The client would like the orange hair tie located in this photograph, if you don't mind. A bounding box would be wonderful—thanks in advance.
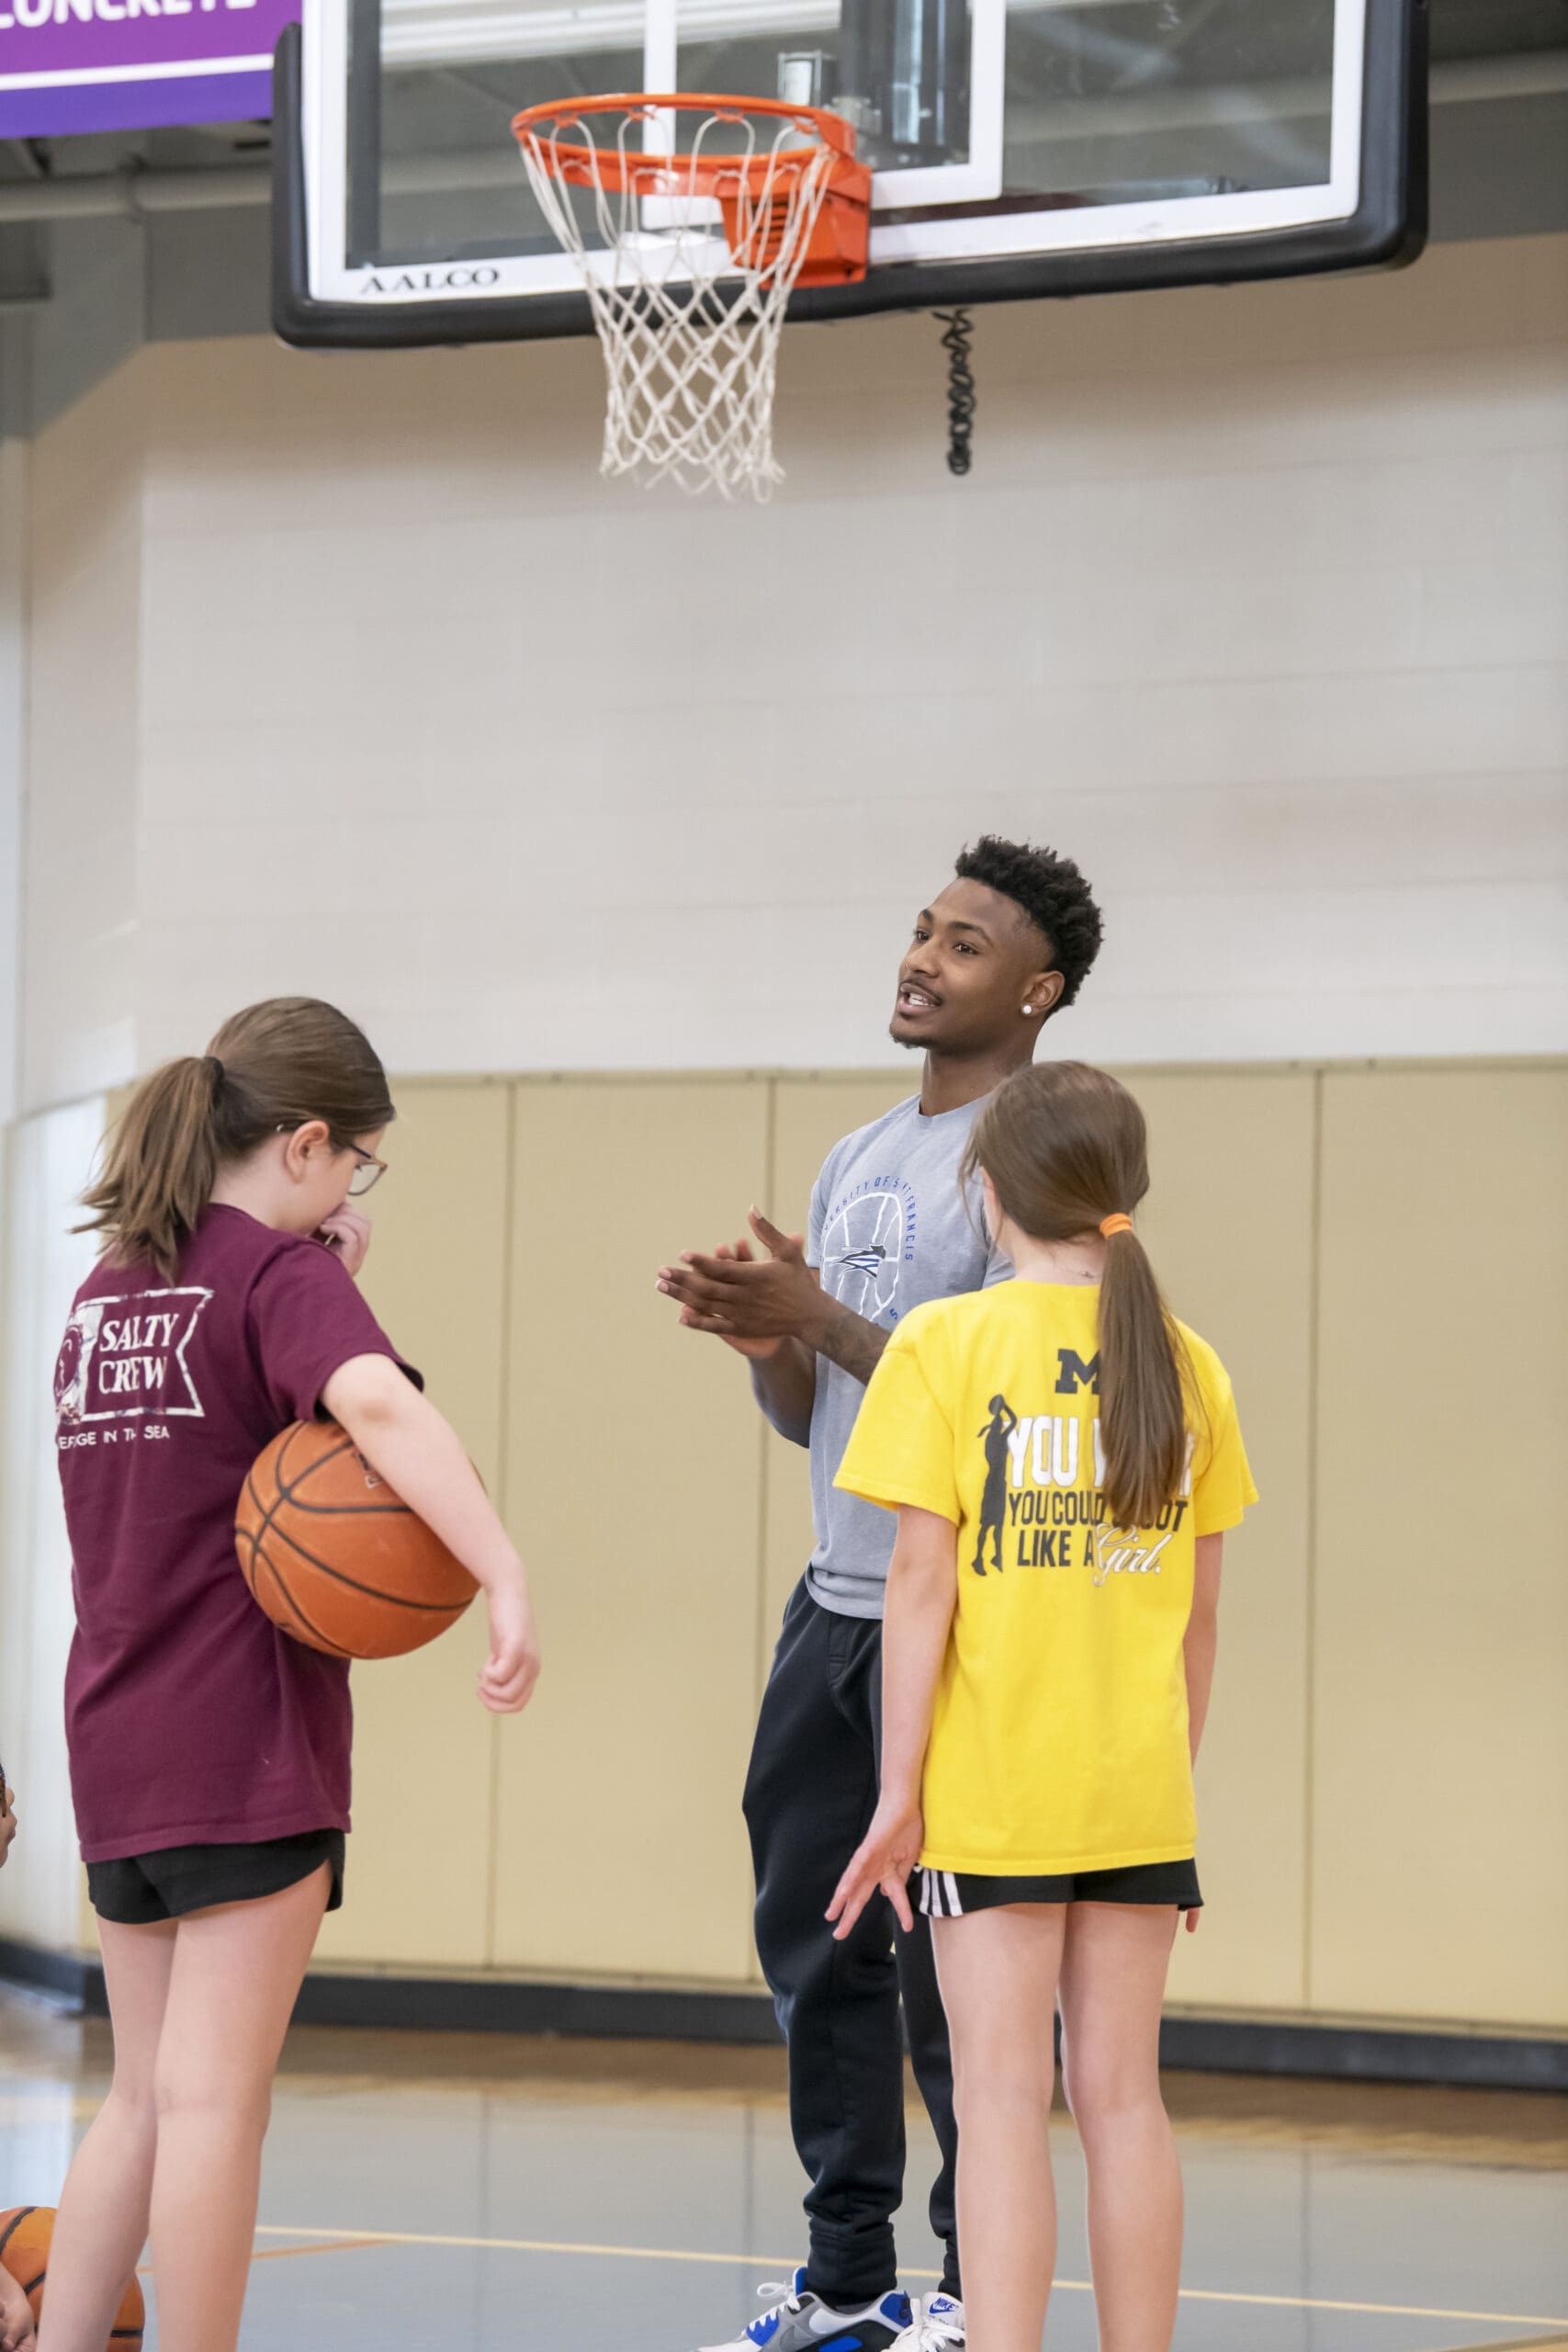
[1100,1214,1134,1238]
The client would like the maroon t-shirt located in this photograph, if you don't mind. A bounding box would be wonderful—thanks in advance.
[55,1204,420,1862]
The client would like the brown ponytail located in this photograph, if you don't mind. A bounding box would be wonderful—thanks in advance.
[963,1061,1193,1531]
[78,997,395,1283]
[1097,1221,1189,1531]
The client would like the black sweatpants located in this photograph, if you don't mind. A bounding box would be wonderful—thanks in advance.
[743,1577,961,2309]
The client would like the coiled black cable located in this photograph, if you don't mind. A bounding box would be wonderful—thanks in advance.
[935,308,976,477]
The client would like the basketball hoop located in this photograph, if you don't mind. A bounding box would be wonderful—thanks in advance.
[512,95,871,501]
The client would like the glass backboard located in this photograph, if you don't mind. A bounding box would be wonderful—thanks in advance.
[273,0,1426,345]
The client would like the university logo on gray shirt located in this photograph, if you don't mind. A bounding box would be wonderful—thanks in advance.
[806,1092,1006,1619]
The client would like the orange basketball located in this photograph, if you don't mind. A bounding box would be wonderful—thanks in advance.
[235,1419,478,1660]
[0,2205,144,2346]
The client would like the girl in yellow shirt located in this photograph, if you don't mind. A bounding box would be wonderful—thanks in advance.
[828,1061,1255,2352]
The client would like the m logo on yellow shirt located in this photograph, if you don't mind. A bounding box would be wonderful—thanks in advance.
[1054,1349,1100,1395]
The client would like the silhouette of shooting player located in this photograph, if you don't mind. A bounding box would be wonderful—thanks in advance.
[974,1395,1017,1574]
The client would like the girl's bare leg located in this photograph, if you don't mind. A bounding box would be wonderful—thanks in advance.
[147,1863,330,2352]
[36,1918,175,2352]
[931,1904,1066,2352]
[1056,1903,1182,2352]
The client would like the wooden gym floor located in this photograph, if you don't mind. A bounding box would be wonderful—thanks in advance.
[2,1989,1564,2350]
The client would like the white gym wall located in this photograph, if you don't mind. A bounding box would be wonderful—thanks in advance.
[10,232,1568,1110]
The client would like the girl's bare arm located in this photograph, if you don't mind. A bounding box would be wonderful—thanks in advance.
[321,1354,539,1713]
[877,1509,962,1808]
[828,1507,958,1938]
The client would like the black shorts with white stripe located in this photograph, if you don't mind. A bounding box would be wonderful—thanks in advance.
[918,1858,1201,1917]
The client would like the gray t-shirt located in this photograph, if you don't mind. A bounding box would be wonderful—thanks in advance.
[805,1092,1006,1619]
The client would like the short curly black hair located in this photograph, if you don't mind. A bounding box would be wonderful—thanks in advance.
[953,836,1103,1011]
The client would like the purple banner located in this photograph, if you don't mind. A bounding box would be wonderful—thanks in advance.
[0,0,299,139]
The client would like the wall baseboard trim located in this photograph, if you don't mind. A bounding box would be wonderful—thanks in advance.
[0,1938,96,2007]
[3,1938,1562,2091]
[1155,2012,1568,2091]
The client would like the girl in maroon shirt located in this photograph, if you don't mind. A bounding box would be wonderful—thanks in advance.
[39,998,540,2352]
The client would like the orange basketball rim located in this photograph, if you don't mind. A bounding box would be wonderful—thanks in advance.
[511,93,872,288]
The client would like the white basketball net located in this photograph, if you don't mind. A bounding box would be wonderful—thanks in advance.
[517,106,840,502]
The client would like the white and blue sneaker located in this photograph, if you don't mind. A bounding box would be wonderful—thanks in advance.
[697,2267,914,2352]
[891,2292,966,2349]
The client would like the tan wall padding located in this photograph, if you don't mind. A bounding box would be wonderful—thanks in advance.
[493,1078,770,1981]
[1310,1066,1568,2027]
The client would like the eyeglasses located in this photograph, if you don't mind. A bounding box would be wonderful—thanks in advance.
[343,1144,389,1198]
[276,1126,389,1197]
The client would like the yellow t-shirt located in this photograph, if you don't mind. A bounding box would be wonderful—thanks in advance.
[835,1280,1257,1876]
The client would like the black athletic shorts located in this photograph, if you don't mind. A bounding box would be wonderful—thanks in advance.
[85,1830,345,1925]
[918,1857,1201,1917]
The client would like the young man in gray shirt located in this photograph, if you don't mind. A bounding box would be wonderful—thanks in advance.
[659,837,1103,2352]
